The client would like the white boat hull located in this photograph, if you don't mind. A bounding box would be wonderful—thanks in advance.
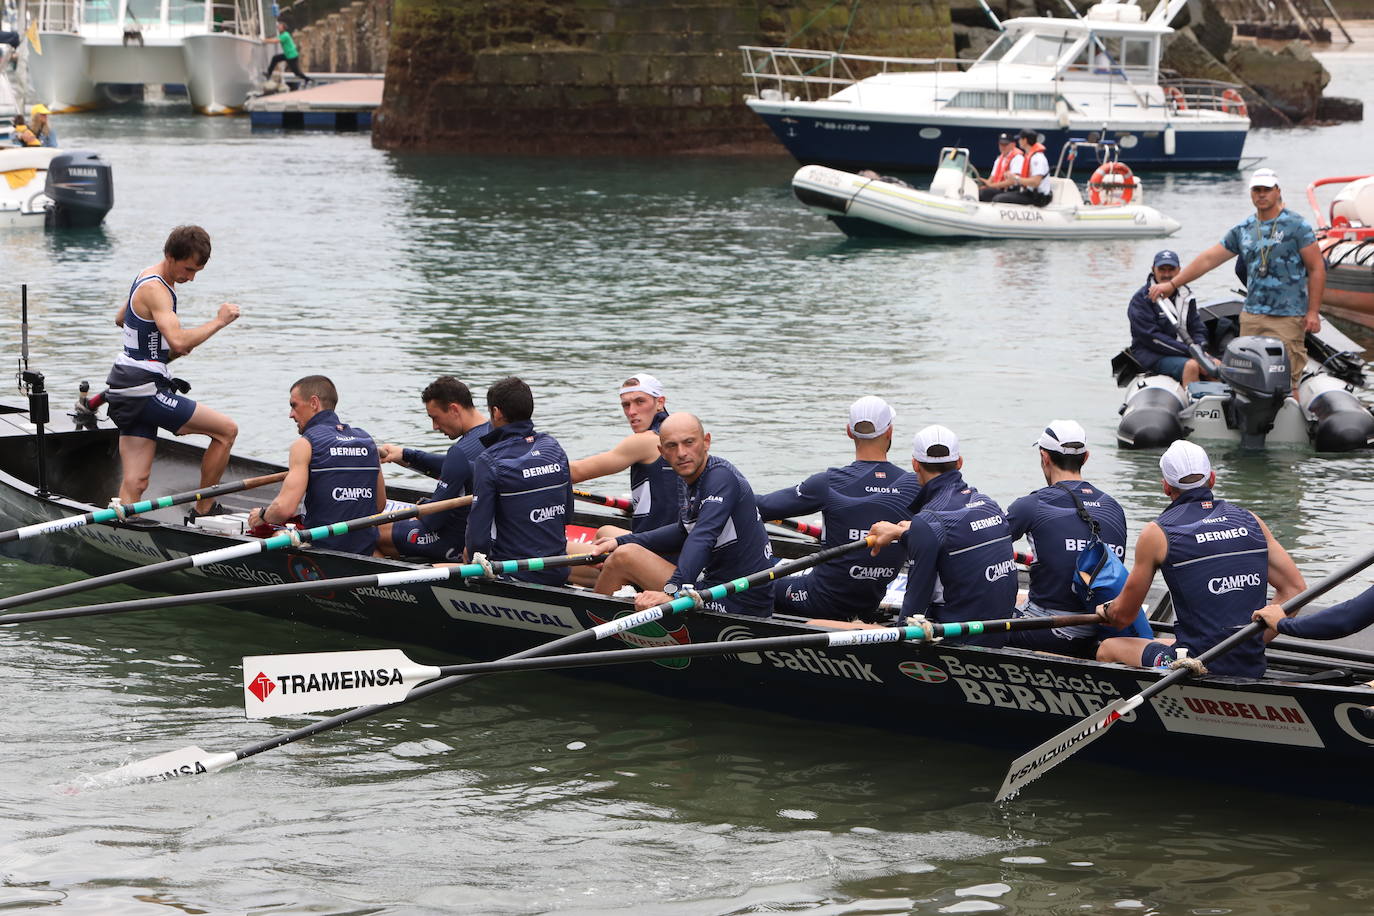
[27,33,100,112]
[183,34,268,115]
[0,148,59,230]
[794,164,1180,240]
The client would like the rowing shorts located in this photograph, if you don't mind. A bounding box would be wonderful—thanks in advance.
[390,518,461,561]
[121,389,197,440]
[1006,603,1098,659]
[1141,641,1179,668]
[775,572,852,621]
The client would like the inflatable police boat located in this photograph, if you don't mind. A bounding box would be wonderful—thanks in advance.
[1113,297,1374,451]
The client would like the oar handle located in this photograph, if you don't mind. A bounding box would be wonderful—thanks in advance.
[767,518,822,539]
[573,489,631,512]
[413,494,474,517]
[1154,297,1218,375]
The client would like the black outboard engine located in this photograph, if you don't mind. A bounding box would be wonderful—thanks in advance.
[1219,336,1290,449]
[44,151,114,228]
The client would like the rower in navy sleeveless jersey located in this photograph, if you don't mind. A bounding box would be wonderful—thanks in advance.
[249,375,385,556]
[1097,441,1305,677]
[755,396,918,620]
[1006,419,1150,658]
[589,413,775,617]
[375,376,491,560]
[464,376,574,586]
[867,426,1016,646]
[103,225,242,522]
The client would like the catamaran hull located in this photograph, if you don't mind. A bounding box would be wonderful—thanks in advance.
[27,33,100,112]
[182,33,266,115]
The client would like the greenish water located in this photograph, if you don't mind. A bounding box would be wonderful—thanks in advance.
[2,47,1374,914]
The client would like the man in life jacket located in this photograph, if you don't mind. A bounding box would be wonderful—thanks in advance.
[976,132,1021,202]
[249,375,386,555]
[1096,440,1305,678]
[754,395,920,621]
[992,129,1052,207]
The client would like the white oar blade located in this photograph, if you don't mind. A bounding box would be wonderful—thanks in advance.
[81,745,237,790]
[242,649,441,719]
[994,698,1130,802]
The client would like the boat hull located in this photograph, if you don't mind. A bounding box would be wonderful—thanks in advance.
[753,106,1247,173]
[1320,238,1374,330]
[182,34,267,115]
[3,414,1374,802]
[27,33,100,112]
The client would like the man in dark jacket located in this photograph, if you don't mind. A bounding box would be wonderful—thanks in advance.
[1128,249,1216,386]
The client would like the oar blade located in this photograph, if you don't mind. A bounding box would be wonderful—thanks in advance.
[83,745,236,789]
[242,649,440,719]
[994,697,1131,803]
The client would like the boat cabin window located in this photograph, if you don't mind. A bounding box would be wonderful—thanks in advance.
[171,0,208,25]
[947,90,1009,110]
[1012,91,1056,111]
[1120,37,1156,79]
[83,0,119,25]
[126,0,165,28]
[1008,31,1078,68]
[976,32,1017,65]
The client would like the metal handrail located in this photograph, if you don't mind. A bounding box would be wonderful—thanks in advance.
[741,45,972,103]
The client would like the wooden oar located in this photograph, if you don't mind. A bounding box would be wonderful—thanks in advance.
[242,612,1101,718]
[0,548,602,626]
[82,536,875,787]
[994,545,1374,802]
[573,488,823,539]
[0,496,472,613]
[0,471,288,545]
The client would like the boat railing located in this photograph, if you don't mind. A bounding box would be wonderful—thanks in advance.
[740,45,972,103]
[30,0,266,38]
[32,0,80,33]
[1159,77,1249,115]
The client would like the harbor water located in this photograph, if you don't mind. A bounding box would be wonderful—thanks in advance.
[3,43,1374,915]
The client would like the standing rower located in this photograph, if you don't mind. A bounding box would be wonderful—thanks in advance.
[755,395,919,620]
[104,225,241,521]
[589,413,775,617]
[375,376,490,560]
[249,375,386,556]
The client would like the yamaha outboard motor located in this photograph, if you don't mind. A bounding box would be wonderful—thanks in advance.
[1218,335,1290,449]
[1300,374,1374,451]
[1117,376,1187,448]
[44,151,114,228]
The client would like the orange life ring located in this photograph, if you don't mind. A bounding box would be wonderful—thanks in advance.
[1089,162,1136,206]
[1165,86,1187,111]
[1221,88,1248,117]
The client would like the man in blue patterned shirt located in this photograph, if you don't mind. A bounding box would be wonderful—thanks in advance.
[1148,168,1326,396]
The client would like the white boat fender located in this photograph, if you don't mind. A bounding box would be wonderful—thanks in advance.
[1163,125,1176,157]
[1300,374,1374,451]
[1055,97,1071,128]
[1117,375,1188,449]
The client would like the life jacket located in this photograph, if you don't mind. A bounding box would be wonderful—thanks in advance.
[989,148,1018,183]
[1019,143,1047,178]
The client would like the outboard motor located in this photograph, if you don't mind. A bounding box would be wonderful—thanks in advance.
[44,151,114,228]
[1117,376,1187,448]
[1218,336,1290,449]
[1300,374,1374,451]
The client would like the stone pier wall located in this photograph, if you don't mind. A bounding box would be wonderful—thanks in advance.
[373,0,953,153]
[295,0,392,73]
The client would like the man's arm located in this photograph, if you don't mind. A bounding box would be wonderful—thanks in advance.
[570,432,659,483]
[755,472,827,522]
[1103,522,1166,628]
[464,459,496,560]
[1256,583,1374,641]
[261,438,311,525]
[666,473,740,588]
[1257,516,1305,605]
[899,521,941,617]
[1299,240,1326,333]
[138,281,239,358]
[374,468,386,512]
[1148,243,1234,300]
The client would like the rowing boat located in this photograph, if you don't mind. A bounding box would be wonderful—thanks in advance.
[3,395,1374,803]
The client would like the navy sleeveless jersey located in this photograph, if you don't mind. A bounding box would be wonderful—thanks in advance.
[301,409,381,555]
[756,460,919,616]
[901,471,1016,646]
[629,411,682,532]
[403,420,491,551]
[620,454,774,616]
[466,420,574,585]
[1007,480,1127,633]
[1157,488,1270,677]
[121,274,176,366]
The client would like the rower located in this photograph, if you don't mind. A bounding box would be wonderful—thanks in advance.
[867,425,1016,646]
[103,225,241,522]
[374,375,490,560]
[464,376,574,585]
[1097,441,1305,677]
[991,129,1051,207]
[754,395,918,621]
[589,412,775,617]
[1005,419,1149,658]
[249,375,386,556]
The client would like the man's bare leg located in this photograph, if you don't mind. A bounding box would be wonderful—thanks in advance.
[594,543,675,596]
[118,436,157,505]
[176,403,239,514]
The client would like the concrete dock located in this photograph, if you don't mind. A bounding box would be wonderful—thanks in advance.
[245,76,383,130]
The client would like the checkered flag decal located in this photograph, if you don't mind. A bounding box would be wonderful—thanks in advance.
[1155,696,1189,719]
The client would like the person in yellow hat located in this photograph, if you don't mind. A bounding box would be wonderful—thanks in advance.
[9,114,41,147]
[29,103,58,148]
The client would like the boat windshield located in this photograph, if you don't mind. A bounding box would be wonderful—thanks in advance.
[1006,30,1079,68]
[975,32,1016,65]
[124,0,163,28]
[82,0,119,25]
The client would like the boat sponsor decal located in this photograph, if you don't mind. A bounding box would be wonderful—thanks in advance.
[1332,703,1374,745]
[433,586,580,635]
[815,120,870,133]
[196,561,286,586]
[1145,684,1323,747]
[565,525,598,545]
[287,554,333,597]
[585,609,691,669]
[717,625,883,683]
[898,660,948,684]
[942,655,1127,719]
[717,625,765,664]
[998,209,1044,222]
[75,525,166,563]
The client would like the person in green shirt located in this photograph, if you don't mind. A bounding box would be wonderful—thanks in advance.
[264,19,310,85]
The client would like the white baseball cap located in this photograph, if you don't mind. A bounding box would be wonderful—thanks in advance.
[1160,440,1212,489]
[1250,168,1279,189]
[848,395,896,439]
[1034,419,1088,455]
[912,424,960,463]
[618,372,665,399]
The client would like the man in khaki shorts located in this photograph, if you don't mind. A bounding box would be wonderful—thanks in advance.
[1149,168,1326,397]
